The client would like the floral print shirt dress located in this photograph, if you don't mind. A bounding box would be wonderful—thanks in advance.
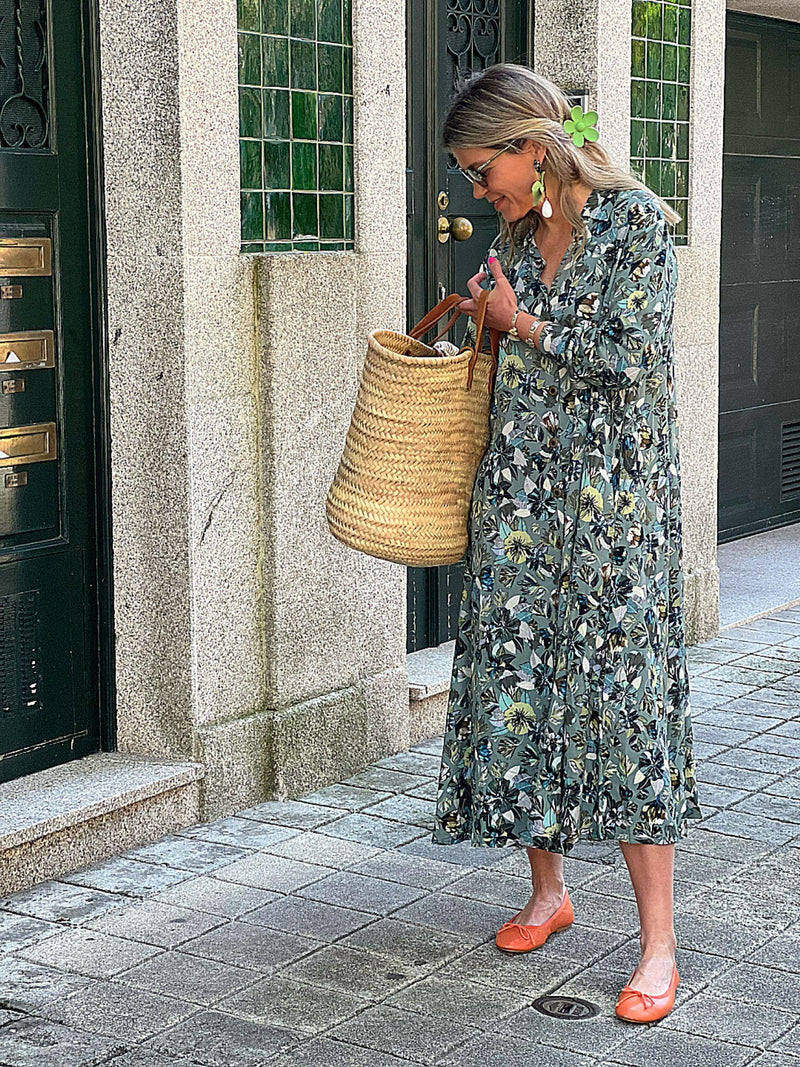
[431,186,704,855]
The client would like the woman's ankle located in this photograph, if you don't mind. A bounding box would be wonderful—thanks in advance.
[532,880,566,900]
[639,934,677,957]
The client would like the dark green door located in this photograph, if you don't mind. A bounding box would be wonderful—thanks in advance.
[403,4,608,650]
[0,1,109,780]
[406,0,533,653]
[719,12,800,540]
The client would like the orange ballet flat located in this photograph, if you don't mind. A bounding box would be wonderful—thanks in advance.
[615,962,680,1022]
[495,889,574,953]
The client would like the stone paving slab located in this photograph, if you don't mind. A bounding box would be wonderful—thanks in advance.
[0,603,799,1066]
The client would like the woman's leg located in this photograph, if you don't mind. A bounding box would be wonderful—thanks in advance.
[618,841,679,994]
[514,846,568,925]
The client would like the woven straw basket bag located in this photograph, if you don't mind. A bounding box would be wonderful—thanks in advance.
[326,288,500,567]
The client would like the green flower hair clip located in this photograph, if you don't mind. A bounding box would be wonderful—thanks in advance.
[564,104,599,147]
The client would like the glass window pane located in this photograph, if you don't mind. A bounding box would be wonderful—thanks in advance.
[677,122,689,160]
[632,0,647,37]
[320,194,344,238]
[631,79,646,117]
[293,192,318,238]
[646,41,662,80]
[263,89,290,139]
[264,140,291,188]
[239,33,261,85]
[291,39,316,90]
[319,94,343,141]
[290,0,316,39]
[646,1,663,39]
[239,0,355,251]
[629,0,690,246]
[318,0,342,42]
[663,43,677,82]
[262,0,287,33]
[662,82,677,121]
[241,140,262,189]
[632,39,646,78]
[241,191,264,241]
[292,141,318,190]
[646,80,660,120]
[239,87,262,138]
[678,6,691,45]
[319,143,344,189]
[663,4,677,41]
[319,44,343,93]
[239,0,261,32]
[678,45,690,83]
[262,36,289,87]
[292,91,317,139]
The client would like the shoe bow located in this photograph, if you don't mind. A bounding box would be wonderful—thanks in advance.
[617,987,657,1008]
[497,920,541,944]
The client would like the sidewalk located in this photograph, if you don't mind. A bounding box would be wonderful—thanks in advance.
[1,607,799,1067]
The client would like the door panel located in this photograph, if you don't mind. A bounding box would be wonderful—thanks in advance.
[0,0,105,781]
[719,13,800,540]
[406,0,533,653]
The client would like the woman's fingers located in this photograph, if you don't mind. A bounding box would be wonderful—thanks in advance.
[466,271,488,301]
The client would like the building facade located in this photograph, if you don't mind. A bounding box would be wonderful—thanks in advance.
[0,0,796,891]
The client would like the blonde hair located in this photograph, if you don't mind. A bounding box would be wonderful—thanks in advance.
[442,63,681,264]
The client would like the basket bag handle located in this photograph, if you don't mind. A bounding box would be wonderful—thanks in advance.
[408,288,501,391]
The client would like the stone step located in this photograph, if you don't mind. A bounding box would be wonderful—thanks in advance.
[0,753,204,895]
[407,638,454,745]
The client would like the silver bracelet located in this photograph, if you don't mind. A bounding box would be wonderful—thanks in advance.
[507,306,523,341]
[509,310,543,346]
[524,317,544,348]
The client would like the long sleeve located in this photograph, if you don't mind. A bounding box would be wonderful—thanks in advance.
[535,194,678,391]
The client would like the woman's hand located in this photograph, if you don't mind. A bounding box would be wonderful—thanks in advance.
[458,256,518,332]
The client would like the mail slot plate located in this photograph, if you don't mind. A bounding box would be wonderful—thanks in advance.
[0,331,55,370]
[0,423,57,466]
[0,238,52,277]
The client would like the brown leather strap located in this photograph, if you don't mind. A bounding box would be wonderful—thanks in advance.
[408,293,465,339]
[409,288,501,393]
[467,289,502,391]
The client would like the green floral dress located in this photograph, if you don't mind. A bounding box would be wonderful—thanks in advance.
[431,186,703,855]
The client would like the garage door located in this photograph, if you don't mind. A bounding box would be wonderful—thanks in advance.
[719,12,800,540]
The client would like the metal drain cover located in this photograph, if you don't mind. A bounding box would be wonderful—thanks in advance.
[531,994,601,1020]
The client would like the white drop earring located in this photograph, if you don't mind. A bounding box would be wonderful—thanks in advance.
[531,158,553,219]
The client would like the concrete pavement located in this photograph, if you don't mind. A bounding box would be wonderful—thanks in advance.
[1,606,799,1066]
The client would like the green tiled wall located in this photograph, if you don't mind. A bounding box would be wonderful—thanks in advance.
[630,0,690,244]
[238,0,355,252]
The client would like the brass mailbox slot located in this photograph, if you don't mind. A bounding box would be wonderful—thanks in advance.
[0,238,52,276]
[0,423,57,466]
[0,330,54,369]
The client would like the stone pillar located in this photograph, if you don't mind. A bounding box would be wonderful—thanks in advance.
[535,0,723,643]
[99,0,410,817]
[253,0,411,798]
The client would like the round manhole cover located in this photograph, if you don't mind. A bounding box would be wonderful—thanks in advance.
[531,994,601,1020]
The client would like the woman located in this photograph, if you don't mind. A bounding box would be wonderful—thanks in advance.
[430,64,703,1024]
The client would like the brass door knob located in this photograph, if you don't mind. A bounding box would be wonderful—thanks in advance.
[437,216,474,243]
[450,216,473,241]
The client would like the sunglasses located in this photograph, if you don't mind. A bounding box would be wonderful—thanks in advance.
[456,141,519,187]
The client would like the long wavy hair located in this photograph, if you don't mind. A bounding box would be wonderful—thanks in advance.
[442,63,681,265]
